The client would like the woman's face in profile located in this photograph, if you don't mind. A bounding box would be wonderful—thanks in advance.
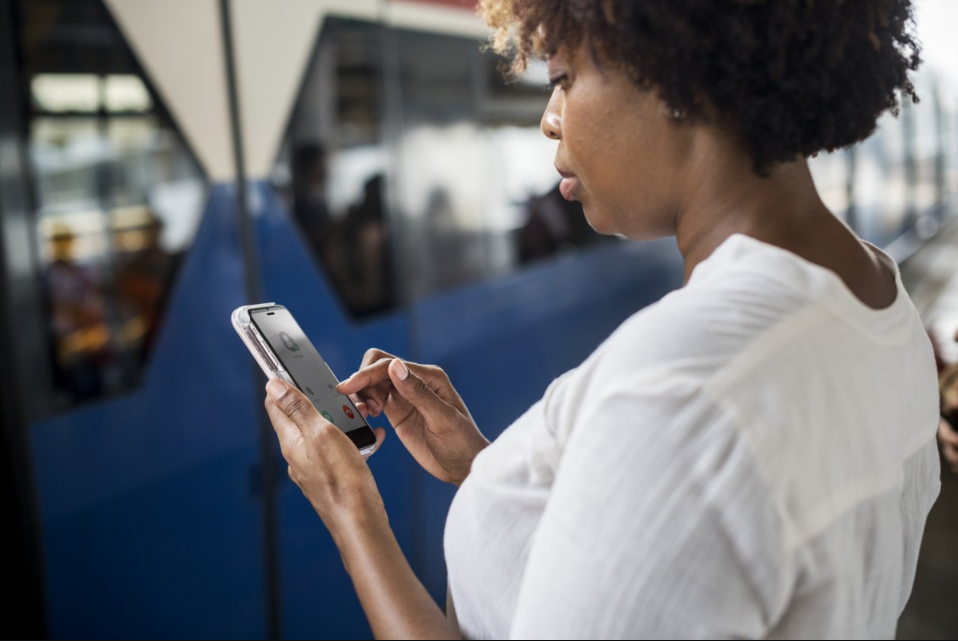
[542,46,695,240]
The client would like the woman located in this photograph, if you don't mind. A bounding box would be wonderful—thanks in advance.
[264,1,941,637]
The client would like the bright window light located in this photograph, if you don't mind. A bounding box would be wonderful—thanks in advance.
[32,74,100,113]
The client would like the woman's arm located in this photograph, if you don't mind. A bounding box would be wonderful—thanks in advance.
[334,509,460,640]
[264,379,461,640]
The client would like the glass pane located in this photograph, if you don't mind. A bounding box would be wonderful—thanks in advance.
[275,19,616,315]
[391,28,611,303]
[18,0,207,407]
[276,19,394,317]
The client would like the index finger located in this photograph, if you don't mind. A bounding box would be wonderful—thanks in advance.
[361,347,399,369]
[338,358,395,395]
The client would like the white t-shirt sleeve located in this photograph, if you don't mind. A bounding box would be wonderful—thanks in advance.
[509,374,788,639]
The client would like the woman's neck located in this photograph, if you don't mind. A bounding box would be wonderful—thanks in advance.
[674,147,835,284]
[672,146,897,309]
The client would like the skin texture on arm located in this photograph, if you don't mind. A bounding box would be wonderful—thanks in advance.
[334,511,459,640]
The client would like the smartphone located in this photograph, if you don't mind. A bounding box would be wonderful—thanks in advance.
[232,303,378,457]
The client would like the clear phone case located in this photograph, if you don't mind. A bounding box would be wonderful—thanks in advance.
[231,303,377,458]
[231,303,289,383]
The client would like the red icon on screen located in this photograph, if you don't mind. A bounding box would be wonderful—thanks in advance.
[343,405,355,420]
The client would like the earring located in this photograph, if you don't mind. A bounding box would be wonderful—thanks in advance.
[671,108,682,121]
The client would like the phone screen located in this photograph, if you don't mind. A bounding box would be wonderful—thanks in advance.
[250,306,375,448]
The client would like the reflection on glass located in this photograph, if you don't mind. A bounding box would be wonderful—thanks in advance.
[19,0,205,407]
[518,184,605,264]
[278,19,394,317]
[391,28,617,303]
[276,19,621,314]
[114,214,179,359]
[43,223,110,401]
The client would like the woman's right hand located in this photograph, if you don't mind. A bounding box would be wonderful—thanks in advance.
[337,349,489,486]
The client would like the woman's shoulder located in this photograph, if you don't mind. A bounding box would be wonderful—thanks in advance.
[592,259,812,380]
[594,232,925,384]
[541,274,789,450]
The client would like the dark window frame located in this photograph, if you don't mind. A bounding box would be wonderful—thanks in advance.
[0,0,50,636]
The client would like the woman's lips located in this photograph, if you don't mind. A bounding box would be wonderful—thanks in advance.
[559,176,579,201]
[556,167,579,201]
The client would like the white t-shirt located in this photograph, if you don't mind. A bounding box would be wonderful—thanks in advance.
[444,233,941,639]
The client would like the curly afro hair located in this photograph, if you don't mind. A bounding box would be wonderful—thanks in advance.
[479,0,921,175]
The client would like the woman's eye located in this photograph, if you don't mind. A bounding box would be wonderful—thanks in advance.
[547,74,569,91]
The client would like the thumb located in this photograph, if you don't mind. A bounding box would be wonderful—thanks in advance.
[388,359,450,420]
[267,379,318,429]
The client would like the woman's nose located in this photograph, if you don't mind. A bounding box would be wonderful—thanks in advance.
[541,91,562,140]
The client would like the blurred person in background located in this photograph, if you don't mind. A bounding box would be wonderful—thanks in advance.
[518,182,605,264]
[290,143,392,316]
[260,1,941,638]
[291,141,333,249]
[338,174,393,316]
[935,327,958,472]
[419,187,471,293]
[43,224,110,402]
[115,215,177,360]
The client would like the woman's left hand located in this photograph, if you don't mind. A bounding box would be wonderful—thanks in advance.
[264,378,388,539]
[265,379,459,639]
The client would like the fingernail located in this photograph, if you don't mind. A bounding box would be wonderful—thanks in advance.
[393,359,409,381]
[367,398,381,414]
[267,378,289,400]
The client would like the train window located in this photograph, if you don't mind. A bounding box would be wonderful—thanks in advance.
[275,19,612,316]
[276,19,394,317]
[390,28,610,303]
[17,0,207,407]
